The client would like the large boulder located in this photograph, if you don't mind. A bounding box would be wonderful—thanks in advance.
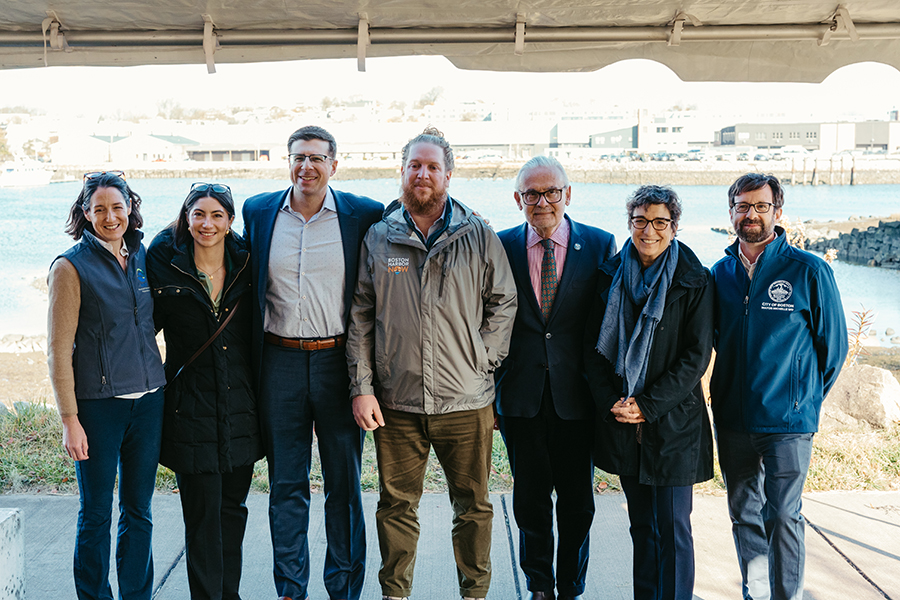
[821,364,900,429]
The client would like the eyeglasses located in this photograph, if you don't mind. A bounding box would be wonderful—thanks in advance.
[191,182,232,194]
[289,153,332,165]
[631,216,673,231]
[732,202,775,214]
[83,170,126,182]
[519,188,566,205]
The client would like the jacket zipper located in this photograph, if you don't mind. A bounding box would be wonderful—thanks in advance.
[172,252,249,321]
[438,251,449,298]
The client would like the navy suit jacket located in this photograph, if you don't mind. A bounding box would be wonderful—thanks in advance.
[241,186,384,384]
[494,216,616,420]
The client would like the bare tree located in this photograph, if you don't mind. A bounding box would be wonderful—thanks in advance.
[0,127,12,161]
[414,87,444,109]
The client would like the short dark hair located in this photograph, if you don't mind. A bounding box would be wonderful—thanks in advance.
[65,172,143,240]
[626,185,682,230]
[287,125,337,158]
[402,126,455,172]
[728,173,784,209]
[172,184,236,247]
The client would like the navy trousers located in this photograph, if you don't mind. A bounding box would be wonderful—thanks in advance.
[498,386,595,597]
[259,343,366,600]
[717,430,814,600]
[619,476,695,600]
[73,389,164,600]
[175,465,254,600]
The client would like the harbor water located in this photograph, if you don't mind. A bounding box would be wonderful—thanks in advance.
[2,177,898,341]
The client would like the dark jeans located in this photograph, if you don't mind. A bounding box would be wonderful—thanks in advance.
[498,391,594,597]
[73,389,164,600]
[374,405,494,599]
[175,465,254,600]
[259,343,366,600]
[619,476,695,600]
[716,430,814,600]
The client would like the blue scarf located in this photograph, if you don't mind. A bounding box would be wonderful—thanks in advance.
[596,239,679,398]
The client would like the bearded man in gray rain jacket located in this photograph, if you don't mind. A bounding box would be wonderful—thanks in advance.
[346,127,517,600]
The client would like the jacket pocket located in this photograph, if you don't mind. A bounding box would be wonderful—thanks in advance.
[98,345,108,388]
[471,327,488,373]
[791,352,801,412]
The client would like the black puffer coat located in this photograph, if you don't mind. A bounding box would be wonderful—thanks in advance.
[147,227,263,474]
[584,242,714,487]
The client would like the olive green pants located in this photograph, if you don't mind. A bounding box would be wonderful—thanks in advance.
[373,405,494,599]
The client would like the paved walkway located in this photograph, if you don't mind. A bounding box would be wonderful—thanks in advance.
[1,491,898,599]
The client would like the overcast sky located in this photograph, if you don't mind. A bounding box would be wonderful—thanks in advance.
[1,56,898,121]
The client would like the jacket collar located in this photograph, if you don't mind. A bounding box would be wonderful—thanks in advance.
[385,196,474,239]
[81,228,144,260]
[724,225,787,262]
[600,240,707,290]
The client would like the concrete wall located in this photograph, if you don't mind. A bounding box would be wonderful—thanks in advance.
[0,509,24,600]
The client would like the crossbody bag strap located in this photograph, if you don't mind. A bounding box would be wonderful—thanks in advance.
[172,297,242,380]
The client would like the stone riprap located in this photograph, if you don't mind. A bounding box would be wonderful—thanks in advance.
[807,219,900,269]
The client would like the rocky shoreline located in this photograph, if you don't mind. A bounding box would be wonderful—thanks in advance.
[806,214,900,270]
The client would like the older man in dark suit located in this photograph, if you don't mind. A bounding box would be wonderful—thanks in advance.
[495,156,616,600]
[242,125,383,600]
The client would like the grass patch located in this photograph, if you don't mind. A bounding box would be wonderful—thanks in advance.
[3,399,898,495]
[0,400,77,494]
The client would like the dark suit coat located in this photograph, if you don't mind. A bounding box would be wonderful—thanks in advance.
[494,215,616,420]
[241,185,384,385]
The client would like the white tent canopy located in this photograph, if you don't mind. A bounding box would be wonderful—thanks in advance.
[1,1,899,82]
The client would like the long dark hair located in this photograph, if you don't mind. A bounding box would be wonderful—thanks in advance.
[65,173,143,240]
[172,184,236,247]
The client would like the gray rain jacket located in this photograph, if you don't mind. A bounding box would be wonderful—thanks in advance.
[347,197,517,414]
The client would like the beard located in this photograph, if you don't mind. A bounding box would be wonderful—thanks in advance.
[736,216,775,244]
[401,182,447,216]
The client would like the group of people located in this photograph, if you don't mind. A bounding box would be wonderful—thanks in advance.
[47,124,848,600]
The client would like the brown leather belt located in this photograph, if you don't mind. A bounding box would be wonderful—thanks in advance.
[264,332,347,351]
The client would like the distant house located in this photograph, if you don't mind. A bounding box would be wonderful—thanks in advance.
[187,142,274,162]
[50,135,122,164]
[111,134,197,162]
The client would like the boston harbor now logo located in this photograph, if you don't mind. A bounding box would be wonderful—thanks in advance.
[387,257,410,274]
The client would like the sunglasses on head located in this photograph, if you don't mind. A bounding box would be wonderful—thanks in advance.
[191,182,232,194]
[83,170,126,182]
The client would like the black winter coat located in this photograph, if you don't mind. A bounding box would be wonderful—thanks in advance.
[147,227,263,474]
[584,242,714,487]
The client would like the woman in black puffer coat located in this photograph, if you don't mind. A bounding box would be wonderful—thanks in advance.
[147,182,263,600]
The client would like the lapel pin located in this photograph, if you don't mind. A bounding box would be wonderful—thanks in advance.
[574,243,582,250]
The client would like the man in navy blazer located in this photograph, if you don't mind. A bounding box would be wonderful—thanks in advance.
[495,156,616,600]
[242,125,383,600]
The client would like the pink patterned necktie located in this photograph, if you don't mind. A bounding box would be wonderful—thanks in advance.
[540,238,558,319]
